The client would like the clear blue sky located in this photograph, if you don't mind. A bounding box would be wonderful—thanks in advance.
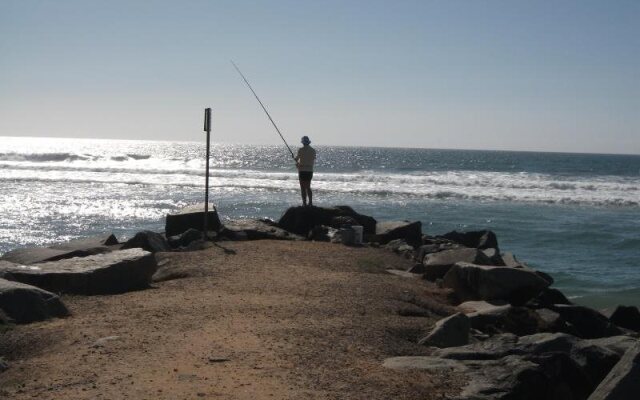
[1,0,638,153]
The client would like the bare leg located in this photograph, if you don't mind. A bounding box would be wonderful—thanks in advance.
[307,183,313,206]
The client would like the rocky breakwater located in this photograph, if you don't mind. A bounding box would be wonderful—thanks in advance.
[373,226,640,399]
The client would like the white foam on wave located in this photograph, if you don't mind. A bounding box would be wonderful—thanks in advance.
[1,163,638,207]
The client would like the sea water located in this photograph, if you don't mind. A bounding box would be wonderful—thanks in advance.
[1,136,638,308]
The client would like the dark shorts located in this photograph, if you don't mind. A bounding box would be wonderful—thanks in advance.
[298,171,313,181]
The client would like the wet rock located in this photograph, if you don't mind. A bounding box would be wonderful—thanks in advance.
[443,262,550,305]
[122,230,170,253]
[441,230,499,252]
[165,204,221,237]
[0,278,69,323]
[0,249,157,295]
[608,305,640,332]
[222,219,304,241]
[278,206,376,236]
[554,305,625,339]
[418,312,470,348]
[372,220,422,247]
[588,342,640,400]
[423,248,492,281]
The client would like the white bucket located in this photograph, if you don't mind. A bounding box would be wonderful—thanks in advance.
[352,225,363,245]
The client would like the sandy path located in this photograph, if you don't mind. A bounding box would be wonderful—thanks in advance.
[1,240,461,399]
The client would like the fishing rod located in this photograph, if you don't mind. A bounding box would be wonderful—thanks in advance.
[231,60,296,160]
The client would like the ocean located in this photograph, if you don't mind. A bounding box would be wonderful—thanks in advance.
[1,136,638,308]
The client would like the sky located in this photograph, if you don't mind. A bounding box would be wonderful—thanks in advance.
[0,0,638,154]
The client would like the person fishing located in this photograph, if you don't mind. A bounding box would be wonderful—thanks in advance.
[295,136,316,207]
[232,61,318,206]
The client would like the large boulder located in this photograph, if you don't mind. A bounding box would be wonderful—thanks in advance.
[440,230,499,252]
[608,306,640,332]
[165,204,221,237]
[418,312,470,348]
[277,206,376,236]
[423,248,493,281]
[526,287,573,309]
[0,249,157,295]
[221,219,304,241]
[443,262,550,305]
[0,234,119,265]
[553,305,625,339]
[371,221,422,247]
[122,230,170,253]
[385,352,591,400]
[588,342,640,400]
[0,278,69,323]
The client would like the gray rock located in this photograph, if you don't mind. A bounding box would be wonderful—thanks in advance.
[171,228,204,248]
[423,248,492,281]
[0,278,69,323]
[609,306,640,332]
[1,234,120,265]
[467,305,543,336]
[480,248,506,266]
[165,204,221,237]
[588,342,640,400]
[223,219,304,241]
[407,263,426,274]
[554,305,625,339]
[526,287,573,309]
[441,230,499,252]
[372,220,422,247]
[384,352,591,400]
[0,249,157,295]
[584,336,639,357]
[443,262,550,305]
[418,312,470,348]
[122,230,170,253]
[385,269,422,279]
[49,234,119,251]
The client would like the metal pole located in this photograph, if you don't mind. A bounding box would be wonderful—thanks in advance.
[203,108,212,239]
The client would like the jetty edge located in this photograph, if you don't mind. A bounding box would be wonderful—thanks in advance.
[0,204,636,399]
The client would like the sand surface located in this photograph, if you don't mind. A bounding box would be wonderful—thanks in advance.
[1,240,461,399]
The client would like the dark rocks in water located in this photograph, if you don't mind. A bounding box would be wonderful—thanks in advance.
[418,312,470,348]
[372,220,422,247]
[222,219,304,241]
[277,206,376,236]
[0,249,157,295]
[0,234,119,265]
[554,305,625,339]
[440,230,499,252]
[122,230,170,253]
[588,342,640,400]
[443,262,550,306]
[527,287,573,309]
[423,248,493,281]
[0,277,69,323]
[165,204,221,237]
[608,305,640,332]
